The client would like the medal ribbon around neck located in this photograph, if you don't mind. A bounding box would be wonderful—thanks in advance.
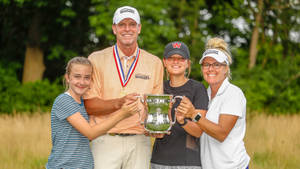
[113,44,140,87]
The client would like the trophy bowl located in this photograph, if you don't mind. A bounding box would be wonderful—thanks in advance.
[139,94,182,133]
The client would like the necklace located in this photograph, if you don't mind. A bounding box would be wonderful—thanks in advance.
[169,78,189,87]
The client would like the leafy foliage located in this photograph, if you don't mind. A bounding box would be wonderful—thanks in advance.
[89,0,177,57]
[0,0,299,114]
[232,45,300,114]
[0,62,63,114]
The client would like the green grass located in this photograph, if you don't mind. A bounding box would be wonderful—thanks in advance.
[1,113,300,169]
[252,151,299,169]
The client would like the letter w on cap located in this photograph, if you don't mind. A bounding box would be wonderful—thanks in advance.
[172,42,181,48]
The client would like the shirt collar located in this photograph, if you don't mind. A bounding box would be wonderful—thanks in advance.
[207,78,230,100]
[117,45,138,60]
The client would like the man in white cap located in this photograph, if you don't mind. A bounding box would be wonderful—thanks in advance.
[84,6,164,169]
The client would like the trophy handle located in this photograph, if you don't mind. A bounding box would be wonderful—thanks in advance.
[136,95,147,125]
[171,109,177,125]
[172,95,183,103]
[170,95,183,125]
[136,95,145,103]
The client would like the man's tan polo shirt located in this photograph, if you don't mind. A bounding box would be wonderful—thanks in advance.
[85,45,164,134]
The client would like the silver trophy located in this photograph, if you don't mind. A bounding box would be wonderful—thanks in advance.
[138,94,182,133]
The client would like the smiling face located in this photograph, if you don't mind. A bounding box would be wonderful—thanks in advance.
[65,64,92,99]
[112,18,141,48]
[201,57,228,88]
[163,54,189,77]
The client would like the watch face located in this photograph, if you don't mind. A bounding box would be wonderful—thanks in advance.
[194,113,201,122]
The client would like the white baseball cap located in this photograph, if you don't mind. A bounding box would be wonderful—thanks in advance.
[199,49,229,65]
[113,6,140,24]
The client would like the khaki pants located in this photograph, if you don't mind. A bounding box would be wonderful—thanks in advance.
[91,134,151,169]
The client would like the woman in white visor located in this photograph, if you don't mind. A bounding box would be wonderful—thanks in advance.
[177,37,250,169]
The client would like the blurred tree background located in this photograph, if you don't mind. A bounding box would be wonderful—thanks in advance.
[0,0,299,114]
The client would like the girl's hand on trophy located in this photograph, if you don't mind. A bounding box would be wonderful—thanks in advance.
[120,100,139,118]
[123,93,139,103]
[176,96,195,118]
[117,93,139,109]
[175,111,185,124]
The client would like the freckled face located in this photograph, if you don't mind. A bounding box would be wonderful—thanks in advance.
[65,64,92,97]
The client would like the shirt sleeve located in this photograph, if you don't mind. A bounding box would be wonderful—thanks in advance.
[84,53,103,100]
[220,88,246,117]
[54,95,80,120]
[152,58,164,95]
[193,82,209,110]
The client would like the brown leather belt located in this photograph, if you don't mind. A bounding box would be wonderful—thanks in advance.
[108,133,137,136]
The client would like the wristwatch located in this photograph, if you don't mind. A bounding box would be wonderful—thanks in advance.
[192,112,202,122]
[178,118,188,127]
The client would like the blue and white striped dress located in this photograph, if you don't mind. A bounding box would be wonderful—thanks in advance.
[46,93,93,169]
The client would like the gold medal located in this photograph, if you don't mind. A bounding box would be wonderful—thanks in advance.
[120,88,127,97]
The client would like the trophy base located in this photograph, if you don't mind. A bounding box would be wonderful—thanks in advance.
[146,130,170,134]
[145,123,171,133]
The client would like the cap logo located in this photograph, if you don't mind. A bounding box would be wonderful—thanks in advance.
[203,49,218,56]
[120,8,135,14]
[172,42,181,49]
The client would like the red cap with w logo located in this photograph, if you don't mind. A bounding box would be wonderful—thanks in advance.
[164,41,190,59]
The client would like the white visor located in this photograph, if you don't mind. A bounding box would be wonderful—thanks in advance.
[113,6,140,24]
[199,49,229,65]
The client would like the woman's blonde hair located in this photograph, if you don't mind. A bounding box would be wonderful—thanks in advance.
[205,37,232,79]
[64,56,93,91]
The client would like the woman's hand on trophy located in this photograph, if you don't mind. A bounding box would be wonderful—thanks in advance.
[176,96,195,118]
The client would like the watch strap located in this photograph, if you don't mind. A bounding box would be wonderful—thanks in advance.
[178,118,188,127]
